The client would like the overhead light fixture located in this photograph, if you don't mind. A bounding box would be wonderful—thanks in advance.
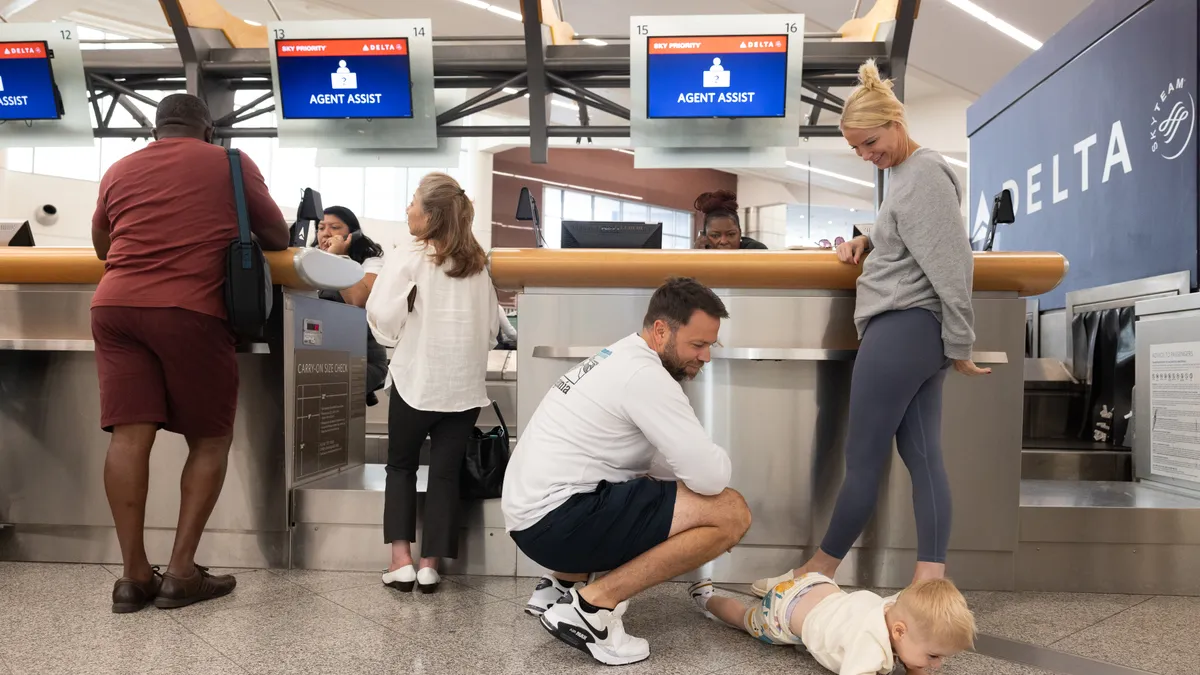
[942,0,1042,50]
[942,155,969,168]
[486,5,523,21]
[580,37,608,46]
[495,170,643,201]
[786,161,875,188]
[453,0,522,21]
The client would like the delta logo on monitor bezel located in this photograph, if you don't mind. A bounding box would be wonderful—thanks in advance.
[1151,76,1195,161]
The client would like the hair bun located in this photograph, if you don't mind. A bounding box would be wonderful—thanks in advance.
[694,189,738,214]
[857,59,894,93]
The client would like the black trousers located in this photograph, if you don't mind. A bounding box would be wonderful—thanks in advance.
[383,387,480,559]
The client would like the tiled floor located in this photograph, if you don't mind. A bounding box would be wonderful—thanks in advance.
[0,562,1192,674]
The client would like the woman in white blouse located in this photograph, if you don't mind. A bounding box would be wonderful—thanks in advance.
[366,172,499,594]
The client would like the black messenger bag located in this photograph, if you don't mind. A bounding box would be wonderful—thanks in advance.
[224,148,273,339]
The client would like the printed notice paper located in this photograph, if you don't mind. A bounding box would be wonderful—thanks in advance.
[1149,342,1200,483]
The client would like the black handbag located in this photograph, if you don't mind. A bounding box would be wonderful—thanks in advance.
[224,148,274,339]
[461,401,510,500]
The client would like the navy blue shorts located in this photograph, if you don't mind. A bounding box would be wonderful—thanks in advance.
[511,478,678,574]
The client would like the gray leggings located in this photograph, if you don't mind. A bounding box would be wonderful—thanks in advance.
[820,308,952,564]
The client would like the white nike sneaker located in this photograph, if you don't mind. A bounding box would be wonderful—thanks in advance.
[751,570,796,598]
[525,575,574,616]
[687,579,717,622]
[540,589,650,666]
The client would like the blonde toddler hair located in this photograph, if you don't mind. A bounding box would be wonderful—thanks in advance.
[892,578,977,652]
[840,59,908,132]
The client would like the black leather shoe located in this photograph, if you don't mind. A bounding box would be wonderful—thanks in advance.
[112,567,163,614]
[154,565,236,609]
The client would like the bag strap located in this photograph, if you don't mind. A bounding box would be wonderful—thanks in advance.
[226,148,253,270]
[491,400,509,436]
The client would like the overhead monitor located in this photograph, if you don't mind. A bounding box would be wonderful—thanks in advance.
[274,37,413,120]
[0,41,63,121]
[561,221,663,249]
[646,35,788,119]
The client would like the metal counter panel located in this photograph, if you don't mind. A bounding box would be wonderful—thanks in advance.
[0,349,287,565]
[0,286,367,569]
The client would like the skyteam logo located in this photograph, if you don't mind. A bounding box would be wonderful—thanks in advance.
[1152,77,1195,161]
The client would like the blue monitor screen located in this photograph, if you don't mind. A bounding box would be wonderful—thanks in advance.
[0,42,61,121]
[646,35,788,119]
[275,38,414,120]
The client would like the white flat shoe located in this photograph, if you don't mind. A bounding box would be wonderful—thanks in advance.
[382,565,416,592]
[416,566,440,594]
[751,570,796,598]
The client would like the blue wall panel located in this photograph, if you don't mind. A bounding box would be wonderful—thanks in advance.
[968,0,1197,309]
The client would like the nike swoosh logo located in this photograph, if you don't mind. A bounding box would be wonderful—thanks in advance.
[574,608,609,640]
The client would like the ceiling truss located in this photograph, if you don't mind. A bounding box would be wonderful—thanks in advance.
[81,0,918,164]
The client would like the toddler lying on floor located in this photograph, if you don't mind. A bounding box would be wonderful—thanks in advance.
[689,574,975,674]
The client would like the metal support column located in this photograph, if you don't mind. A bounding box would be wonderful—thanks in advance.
[159,0,201,97]
[874,0,919,210]
[159,0,235,146]
[521,0,549,163]
[888,0,919,103]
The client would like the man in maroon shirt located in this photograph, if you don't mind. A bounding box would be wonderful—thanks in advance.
[91,94,289,612]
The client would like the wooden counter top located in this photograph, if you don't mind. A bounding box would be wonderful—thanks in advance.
[487,249,1069,297]
[0,248,311,289]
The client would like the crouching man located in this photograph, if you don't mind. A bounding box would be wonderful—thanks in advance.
[501,277,752,666]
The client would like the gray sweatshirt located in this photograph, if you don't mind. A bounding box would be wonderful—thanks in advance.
[854,147,976,360]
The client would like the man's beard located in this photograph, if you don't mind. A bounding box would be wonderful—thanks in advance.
[660,335,699,382]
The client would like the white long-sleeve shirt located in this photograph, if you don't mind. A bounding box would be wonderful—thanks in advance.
[365,236,498,412]
[501,333,732,532]
[801,590,898,675]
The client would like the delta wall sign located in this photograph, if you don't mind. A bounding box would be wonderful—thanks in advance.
[968,0,1197,308]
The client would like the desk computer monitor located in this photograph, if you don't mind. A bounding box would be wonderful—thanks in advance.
[0,220,34,246]
[561,221,662,249]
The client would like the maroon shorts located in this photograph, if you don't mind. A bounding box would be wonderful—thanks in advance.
[91,306,239,437]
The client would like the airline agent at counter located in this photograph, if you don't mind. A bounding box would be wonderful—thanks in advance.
[90,94,290,613]
[310,205,389,402]
[752,60,990,596]
[693,190,768,250]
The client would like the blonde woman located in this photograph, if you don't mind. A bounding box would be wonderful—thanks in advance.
[754,61,990,596]
[366,172,499,594]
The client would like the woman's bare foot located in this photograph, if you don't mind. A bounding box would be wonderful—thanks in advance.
[388,541,414,573]
[793,549,841,579]
[418,556,439,571]
[912,562,946,583]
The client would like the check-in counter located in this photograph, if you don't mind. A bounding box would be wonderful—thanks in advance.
[0,247,366,569]
[489,248,1068,591]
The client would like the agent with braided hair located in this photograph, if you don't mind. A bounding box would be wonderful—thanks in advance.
[693,190,767,250]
